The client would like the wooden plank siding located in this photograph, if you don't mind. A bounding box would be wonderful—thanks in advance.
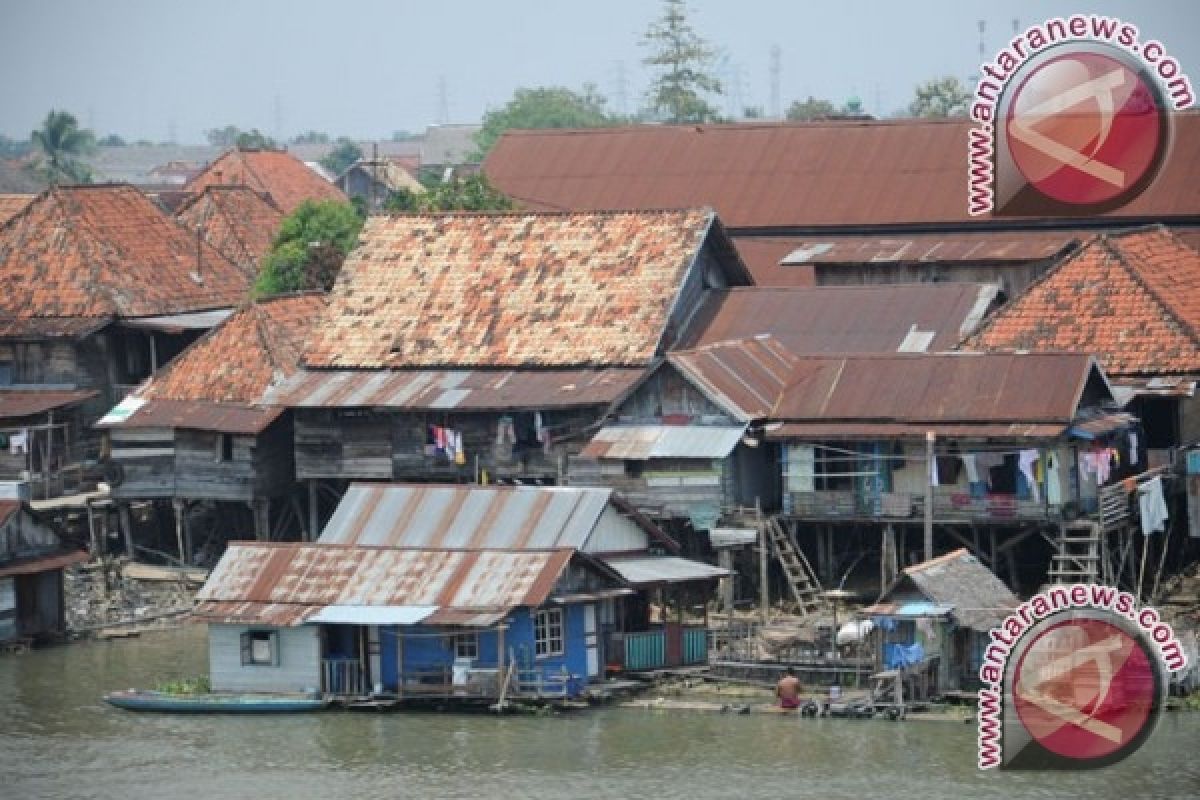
[294,408,601,483]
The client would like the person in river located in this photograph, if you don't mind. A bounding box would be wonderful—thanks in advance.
[776,667,802,710]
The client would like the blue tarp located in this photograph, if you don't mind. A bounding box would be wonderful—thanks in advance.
[884,642,925,670]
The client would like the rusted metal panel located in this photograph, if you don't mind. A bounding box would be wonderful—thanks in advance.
[767,422,1068,440]
[772,353,1096,426]
[317,484,612,551]
[678,284,1000,354]
[264,367,645,410]
[194,542,574,626]
[0,389,98,420]
[0,549,88,578]
[580,425,745,460]
[668,335,799,420]
[97,398,282,435]
[483,117,1200,228]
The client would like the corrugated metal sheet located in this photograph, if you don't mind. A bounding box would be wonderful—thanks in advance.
[669,335,799,421]
[194,542,573,626]
[772,353,1098,426]
[0,389,98,420]
[317,484,615,551]
[264,367,645,410]
[708,528,757,548]
[0,316,110,340]
[120,309,232,332]
[767,422,1067,440]
[677,285,1000,354]
[96,397,282,435]
[600,555,730,585]
[777,232,1078,264]
[483,116,1200,228]
[307,605,438,625]
[581,425,745,460]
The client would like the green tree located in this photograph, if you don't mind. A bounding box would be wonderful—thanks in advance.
[255,200,364,295]
[908,76,971,118]
[97,133,126,147]
[205,125,242,147]
[234,129,277,150]
[384,173,514,213]
[786,96,836,121]
[473,84,617,158]
[291,130,330,145]
[319,137,363,176]
[641,0,723,123]
[30,110,95,184]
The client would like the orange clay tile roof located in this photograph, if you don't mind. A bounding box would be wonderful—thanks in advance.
[0,185,251,330]
[144,292,326,405]
[186,149,347,215]
[175,186,284,279]
[963,226,1200,378]
[304,209,727,369]
[0,194,32,227]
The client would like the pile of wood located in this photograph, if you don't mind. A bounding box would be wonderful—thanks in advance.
[63,559,205,635]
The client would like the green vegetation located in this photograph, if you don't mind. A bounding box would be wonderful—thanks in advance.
[474,85,618,159]
[206,125,278,150]
[155,675,211,695]
[908,76,971,118]
[786,96,837,121]
[31,110,95,184]
[384,173,514,213]
[291,130,330,145]
[255,200,364,295]
[319,137,363,176]
[641,0,723,123]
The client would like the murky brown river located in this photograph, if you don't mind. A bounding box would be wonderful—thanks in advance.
[1,626,1196,799]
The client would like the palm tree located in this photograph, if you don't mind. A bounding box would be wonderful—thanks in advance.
[31,110,95,184]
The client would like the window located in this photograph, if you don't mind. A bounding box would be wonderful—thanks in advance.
[214,433,233,462]
[0,362,12,386]
[240,630,279,666]
[534,608,564,657]
[453,633,478,660]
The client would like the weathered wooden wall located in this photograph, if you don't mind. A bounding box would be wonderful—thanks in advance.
[208,624,321,693]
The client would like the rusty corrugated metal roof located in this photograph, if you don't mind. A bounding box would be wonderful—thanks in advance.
[668,335,799,421]
[317,484,614,550]
[678,285,999,354]
[97,397,282,435]
[580,425,745,460]
[263,367,645,410]
[766,422,1069,440]
[0,549,89,578]
[0,389,98,420]
[771,352,1102,428]
[483,115,1200,228]
[193,542,573,626]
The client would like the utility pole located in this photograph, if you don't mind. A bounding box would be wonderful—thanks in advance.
[924,431,935,562]
[769,45,781,119]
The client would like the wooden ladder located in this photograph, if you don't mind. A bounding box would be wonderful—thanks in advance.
[1047,521,1102,584]
[763,516,827,616]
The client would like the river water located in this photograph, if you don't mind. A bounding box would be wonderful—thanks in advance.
[1,626,1196,800]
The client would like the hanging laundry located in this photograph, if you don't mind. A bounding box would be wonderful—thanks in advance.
[1129,431,1139,465]
[961,454,979,483]
[493,417,515,462]
[454,431,466,466]
[1018,449,1040,502]
[930,452,940,487]
[1138,477,1168,534]
[9,430,27,455]
[534,412,548,443]
[976,452,1004,488]
[1045,453,1063,506]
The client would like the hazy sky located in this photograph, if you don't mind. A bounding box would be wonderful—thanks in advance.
[1,0,1196,143]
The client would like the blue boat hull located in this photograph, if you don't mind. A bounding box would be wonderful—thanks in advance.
[104,690,328,713]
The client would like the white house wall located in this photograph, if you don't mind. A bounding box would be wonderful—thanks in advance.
[208,624,320,693]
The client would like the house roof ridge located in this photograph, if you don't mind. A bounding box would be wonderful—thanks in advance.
[497,118,971,138]
[1105,226,1200,349]
[372,206,714,220]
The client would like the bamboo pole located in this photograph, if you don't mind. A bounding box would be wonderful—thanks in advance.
[924,432,935,562]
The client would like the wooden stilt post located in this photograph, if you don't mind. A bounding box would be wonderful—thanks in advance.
[718,548,734,618]
[756,500,769,625]
[118,503,135,559]
[86,498,99,558]
[924,432,935,562]
[172,498,187,565]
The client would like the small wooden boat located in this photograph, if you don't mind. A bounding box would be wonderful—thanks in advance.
[103,689,329,713]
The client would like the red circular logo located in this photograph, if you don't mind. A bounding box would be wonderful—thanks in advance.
[1012,617,1158,762]
[1005,48,1168,209]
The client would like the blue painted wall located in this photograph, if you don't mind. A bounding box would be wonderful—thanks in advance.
[379,603,590,697]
